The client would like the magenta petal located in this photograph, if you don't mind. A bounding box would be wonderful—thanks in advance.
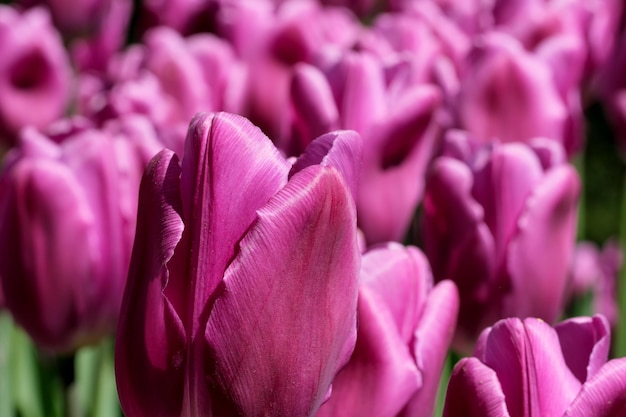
[0,158,94,351]
[177,112,290,335]
[555,315,611,383]
[290,129,363,206]
[290,63,340,153]
[360,244,431,343]
[331,52,386,133]
[316,256,423,417]
[505,165,580,321]
[482,318,581,417]
[115,149,188,417]
[403,280,459,417]
[443,358,510,417]
[565,358,626,417]
[204,165,359,417]
[472,143,544,264]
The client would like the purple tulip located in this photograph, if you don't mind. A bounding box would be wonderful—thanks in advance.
[70,0,132,72]
[0,117,162,353]
[212,0,360,140]
[443,315,626,417]
[290,52,441,245]
[78,27,246,155]
[0,6,72,144]
[454,33,574,153]
[423,133,580,351]
[315,243,459,417]
[115,112,362,417]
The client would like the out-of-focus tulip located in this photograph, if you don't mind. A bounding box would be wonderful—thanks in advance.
[0,6,72,145]
[115,112,363,417]
[316,243,458,417]
[0,116,162,353]
[78,27,246,155]
[212,0,360,140]
[423,133,580,351]
[290,52,441,245]
[70,0,132,72]
[570,241,622,327]
[454,33,576,154]
[443,315,626,417]
[19,0,127,38]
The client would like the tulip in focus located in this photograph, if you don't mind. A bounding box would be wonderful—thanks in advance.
[0,116,162,353]
[444,315,626,417]
[423,133,580,350]
[0,6,72,144]
[115,112,363,417]
[316,243,459,417]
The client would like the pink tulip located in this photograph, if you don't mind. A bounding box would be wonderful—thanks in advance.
[316,243,459,417]
[0,116,162,352]
[115,112,363,417]
[290,51,441,245]
[423,133,580,350]
[0,6,72,144]
[444,315,626,417]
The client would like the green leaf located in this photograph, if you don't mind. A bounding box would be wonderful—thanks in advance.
[0,313,14,417]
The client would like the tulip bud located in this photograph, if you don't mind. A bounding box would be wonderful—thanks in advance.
[423,133,580,350]
[444,315,626,417]
[115,112,363,417]
[0,118,161,352]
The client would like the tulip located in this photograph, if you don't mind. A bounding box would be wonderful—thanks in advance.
[212,0,359,140]
[443,315,626,417]
[115,112,363,417]
[0,6,72,144]
[70,0,132,72]
[423,133,580,350]
[0,117,162,353]
[454,33,572,153]
[78,27,246,155]
[290,52,441,245]
[316,243,459,417]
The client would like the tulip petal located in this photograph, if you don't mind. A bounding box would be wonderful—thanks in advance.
[289,129,363,203]
[204,165,359,417]
[442,358,510,417]
[330,52,386,133]
[482,318,581,417]
[289,63,340,154]
[115,149,188,417]
[472,143,544,264]
[0,158,95,351]
[358,85,440,243]
[404,280,460,417]
[564,358,626,417]
[316,258,422,417]
[555,315,611,383]
[505,165,580,321]
[423,157,496,347]
[175,112,290,336]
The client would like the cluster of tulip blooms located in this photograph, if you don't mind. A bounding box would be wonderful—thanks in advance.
[0,0,626,416]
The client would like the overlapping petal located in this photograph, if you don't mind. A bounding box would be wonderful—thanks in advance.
[204,165,359,417]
